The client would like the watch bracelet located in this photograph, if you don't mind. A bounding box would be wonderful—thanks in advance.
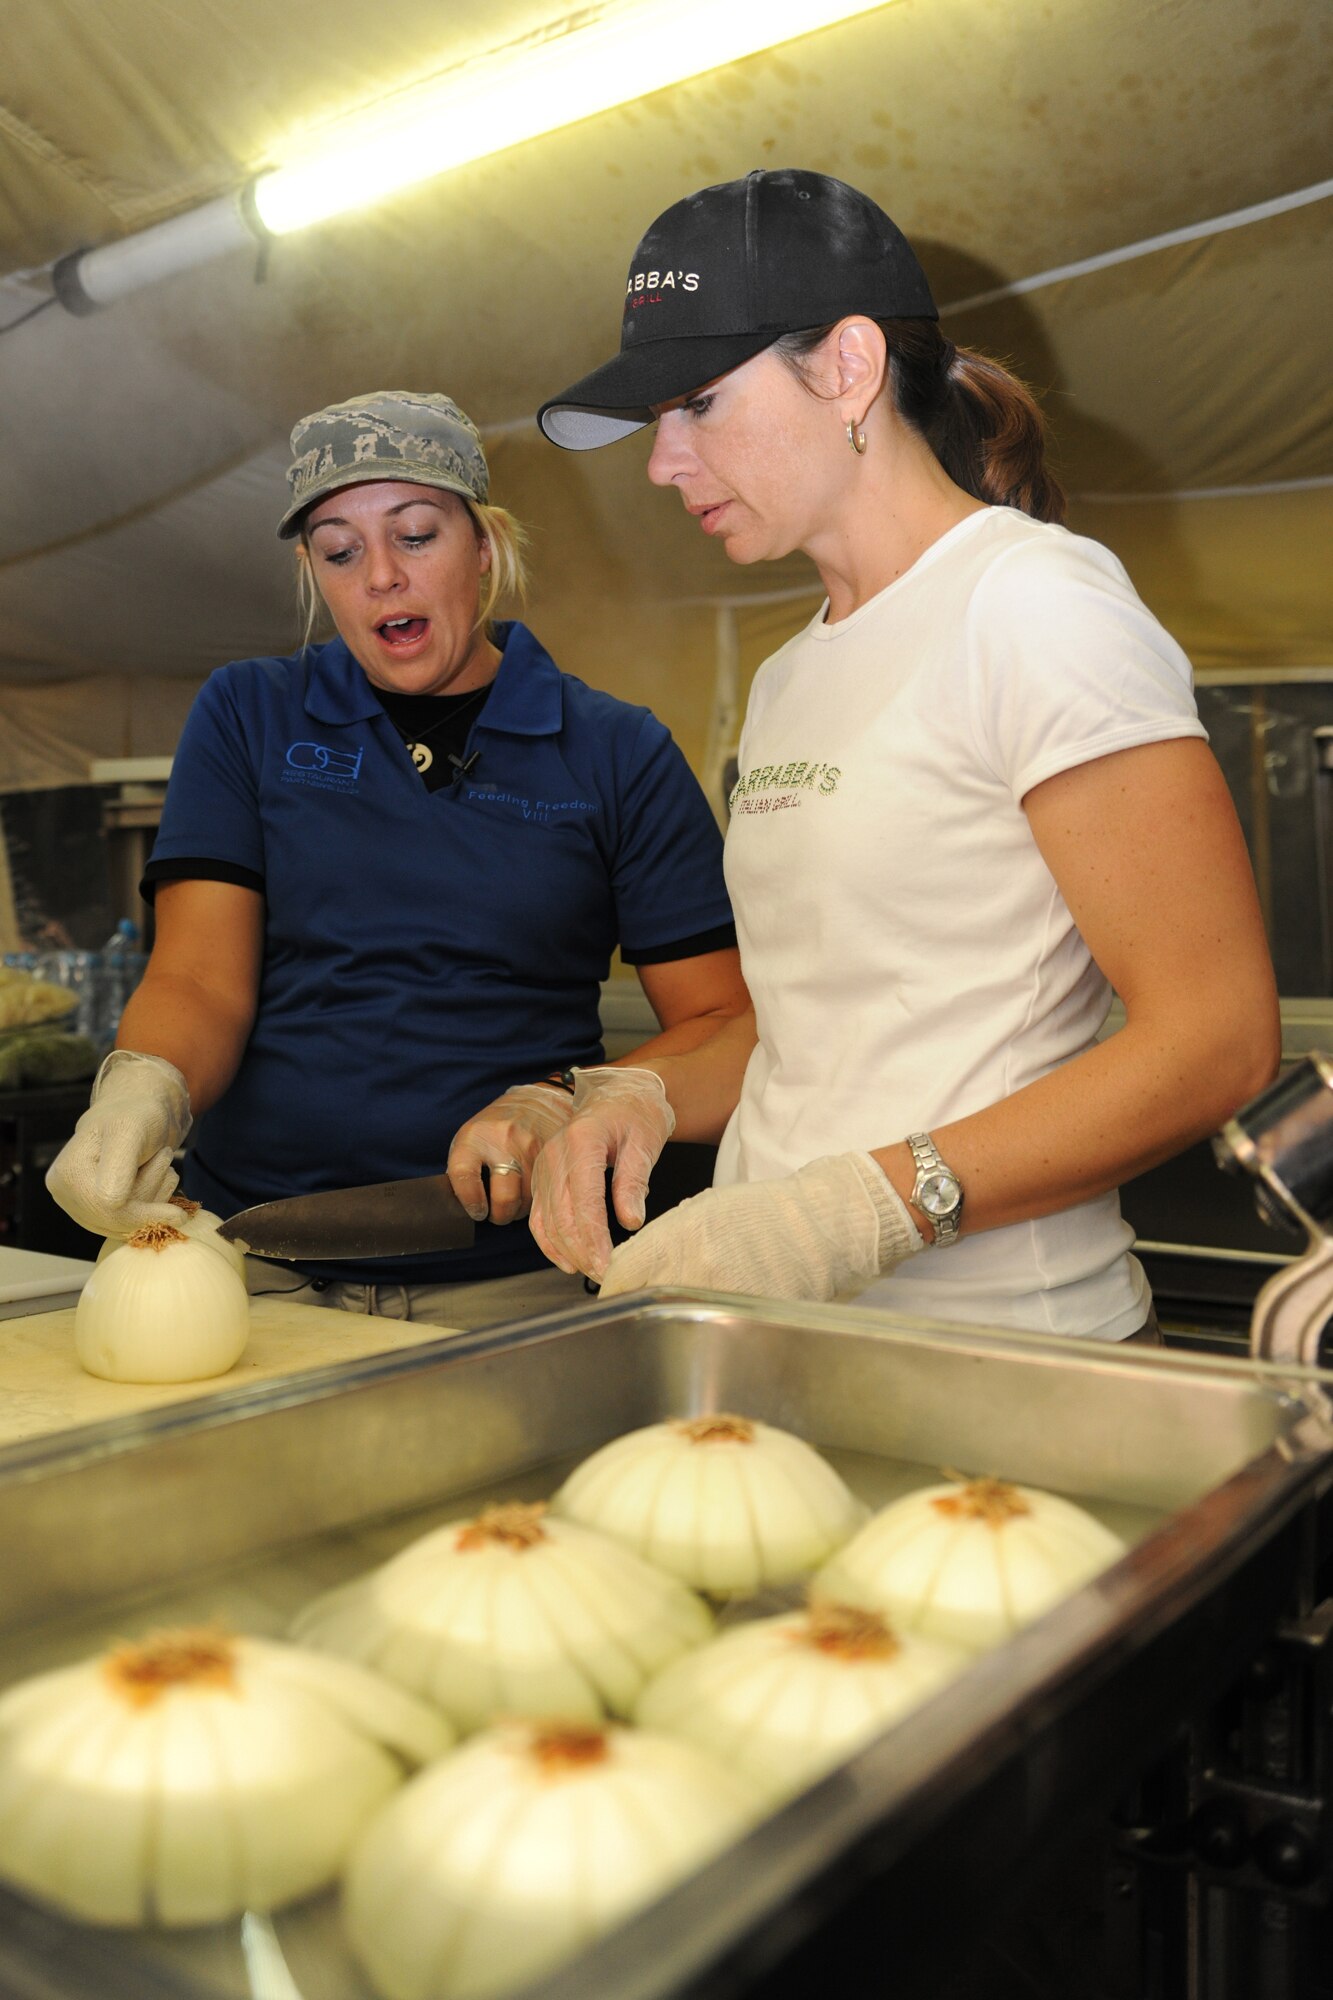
[905,1129,963,1244]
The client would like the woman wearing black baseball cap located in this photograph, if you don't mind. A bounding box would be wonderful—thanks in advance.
[529,170,1278,1344]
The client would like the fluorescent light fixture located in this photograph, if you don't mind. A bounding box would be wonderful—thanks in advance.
[253,0,895,234]
[53,193,260,313]
[51,0,895,312]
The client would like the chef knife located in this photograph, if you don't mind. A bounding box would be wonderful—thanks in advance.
[216,1174,475,1260]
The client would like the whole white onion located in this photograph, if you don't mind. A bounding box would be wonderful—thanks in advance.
[293,1501,711,1733]
[0,1627,452,1927]
[77,1221,250,1383]
[344,1719,760,2000]
[816,1475,1128,1650]
[552,1413,865,1595]
[635,1600,967,1798]
[98,1196,247,1280]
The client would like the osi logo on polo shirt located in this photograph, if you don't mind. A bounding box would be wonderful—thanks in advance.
[283,741,364,791]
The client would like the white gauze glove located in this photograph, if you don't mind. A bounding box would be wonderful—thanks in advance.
[446,1083,576,1225]
[44,1050,192,1239]
[529,1067,676,1280]
[598,1152,924,1302]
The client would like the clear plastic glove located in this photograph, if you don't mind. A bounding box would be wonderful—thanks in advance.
[598,1152,924,1302]
[529,1067,676,1280]
[44,1050,192,1240]
[446,1084,576,1226]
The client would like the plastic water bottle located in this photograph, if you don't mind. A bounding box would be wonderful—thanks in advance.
[101,919,145,1044]
[62,951,101,1039]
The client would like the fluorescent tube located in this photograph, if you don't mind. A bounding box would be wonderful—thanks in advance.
[253,0,894,236]
[51,0,896,313]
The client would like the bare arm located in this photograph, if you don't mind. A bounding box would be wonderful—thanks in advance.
[116,880,264,1115]
[870,738,1280,1238]
[627,1005,758,1144]
[624,946,749,1062]
[612,948,753,1141]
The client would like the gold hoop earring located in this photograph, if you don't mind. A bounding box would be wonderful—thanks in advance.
[847,422,867,456]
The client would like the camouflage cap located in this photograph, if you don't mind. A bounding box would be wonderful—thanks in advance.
[277,390,490,539]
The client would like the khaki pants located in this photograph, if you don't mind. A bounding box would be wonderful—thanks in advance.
[244,1258,591,1333]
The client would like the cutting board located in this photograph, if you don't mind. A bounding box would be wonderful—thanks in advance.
[0,1294,455,1452]
[0,1247,96,1320]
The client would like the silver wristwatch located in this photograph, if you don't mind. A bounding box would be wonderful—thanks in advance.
[906,1132,964,1247]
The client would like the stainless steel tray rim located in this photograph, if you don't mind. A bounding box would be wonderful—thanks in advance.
[3,1284,1324,1492]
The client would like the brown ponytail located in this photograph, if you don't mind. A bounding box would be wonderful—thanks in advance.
[774,318,1066,524]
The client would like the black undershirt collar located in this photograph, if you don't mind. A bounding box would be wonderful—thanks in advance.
[374,684,489,793]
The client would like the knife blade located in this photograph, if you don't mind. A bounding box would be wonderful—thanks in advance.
[216,1174,475,1260]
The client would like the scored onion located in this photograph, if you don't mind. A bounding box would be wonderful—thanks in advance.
[293,1501,712,1733]
[0,1626,452,1927]
[76,1220,250,1383]
[343,1719,761,2000]
[815,1474,1128,1650]
[551,1413,865,1595]
[634,1600,967,1799]
[98,1195,247,1280]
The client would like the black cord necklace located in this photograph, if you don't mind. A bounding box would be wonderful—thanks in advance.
[387,682,491,777]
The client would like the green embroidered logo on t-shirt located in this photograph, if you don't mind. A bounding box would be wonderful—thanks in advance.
[728,760,840,815]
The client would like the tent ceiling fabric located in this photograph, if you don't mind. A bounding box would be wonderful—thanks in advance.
[1,0,1326,288]
[0,0,1330,786]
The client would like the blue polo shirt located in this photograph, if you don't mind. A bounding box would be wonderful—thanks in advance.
[145,623,734,1283]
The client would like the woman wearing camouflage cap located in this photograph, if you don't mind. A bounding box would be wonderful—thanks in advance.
[524,169,1277,1343]
[46,390,747,1321]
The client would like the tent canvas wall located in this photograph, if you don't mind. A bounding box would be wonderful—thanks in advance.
[0,0,1329,961]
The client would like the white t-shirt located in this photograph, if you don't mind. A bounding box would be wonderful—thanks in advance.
[715,507,1208,1339]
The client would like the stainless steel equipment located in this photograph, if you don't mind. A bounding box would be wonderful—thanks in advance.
[1216,1052,1333,1368]
[1091,1053,1333,2000]
[1,1292,1331,2000]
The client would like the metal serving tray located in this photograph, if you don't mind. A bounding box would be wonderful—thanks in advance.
[1,1290,1331,2000]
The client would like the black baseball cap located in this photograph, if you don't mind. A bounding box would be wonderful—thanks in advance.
[538,168,937,452]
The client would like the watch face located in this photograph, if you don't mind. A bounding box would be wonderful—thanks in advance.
[918,1170,961,1218]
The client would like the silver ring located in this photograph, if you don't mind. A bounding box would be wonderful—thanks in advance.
[489,1160,524,1176]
